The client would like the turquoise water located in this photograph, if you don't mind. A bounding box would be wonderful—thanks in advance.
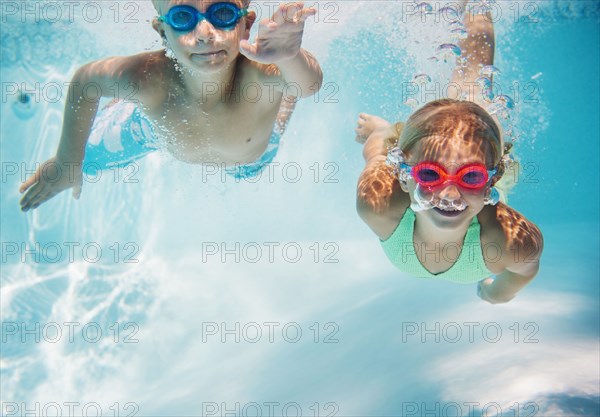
[1,1,599,416]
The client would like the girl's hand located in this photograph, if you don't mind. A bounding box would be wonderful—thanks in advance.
[239,2,315,64]
[19,157,82,211]
[477,277,494,303]
[477,277,515,304]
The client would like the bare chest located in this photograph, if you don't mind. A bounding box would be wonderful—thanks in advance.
[146,95,280,165]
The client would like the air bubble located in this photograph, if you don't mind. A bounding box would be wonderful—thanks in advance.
[480,65,501,77]
[404,98,419,109]
[450,28,468,39]
[470,0,497,14]
[495,94,515,109]
[449,21,465,30]
[476,77,494,100]
[439,6,460,21]
[476,76,492,88]
[415,2,433,13]
[436,43,461,57]
[413,74,431,84]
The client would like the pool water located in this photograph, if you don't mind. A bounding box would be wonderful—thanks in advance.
[1,1,599,416]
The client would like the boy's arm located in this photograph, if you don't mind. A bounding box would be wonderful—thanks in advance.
[240,2,323,98]
[450,3,495,105]
[273,49,322,98]
[19,55,147,211]
[56,55,150,163]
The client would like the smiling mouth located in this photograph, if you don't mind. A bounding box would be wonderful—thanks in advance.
[433,207,466,217]
[192,50,225,57]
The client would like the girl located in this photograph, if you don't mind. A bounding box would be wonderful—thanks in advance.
[355,4,543,304]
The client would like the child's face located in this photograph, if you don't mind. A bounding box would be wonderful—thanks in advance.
[155,0,252,73]
[402,134,495,228]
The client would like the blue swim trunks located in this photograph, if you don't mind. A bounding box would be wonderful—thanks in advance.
[84,101,162,175]
[222,126,282,180]
[84,100,286,179]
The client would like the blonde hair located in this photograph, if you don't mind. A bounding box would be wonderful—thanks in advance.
[360,99,517,212]
[397,99,516,202]
[399,99,502,165]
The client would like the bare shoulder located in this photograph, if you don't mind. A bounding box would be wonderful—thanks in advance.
[114,51,175,108]
[356,157,410,240]
[81,51,158,81]
[240,57,282,83]
[119,51,175,89]
[78,51,172,105]
[479,203,544,267]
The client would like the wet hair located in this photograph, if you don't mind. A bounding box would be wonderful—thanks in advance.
[359,99,515,213]
[395,99,517,192]
[398,99,503,167]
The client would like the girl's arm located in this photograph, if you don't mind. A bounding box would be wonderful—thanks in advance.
[358,120,403,164]
[356,120,407,239]
[479,207,544,303]
[450,3,495,105]
[479,243,543,304]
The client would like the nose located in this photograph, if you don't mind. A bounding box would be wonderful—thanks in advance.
[193,19,216,43]
[437,183,462,201]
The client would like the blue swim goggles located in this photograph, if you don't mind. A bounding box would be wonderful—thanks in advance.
[158,3,248,32]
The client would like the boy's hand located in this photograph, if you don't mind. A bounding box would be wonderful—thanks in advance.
[19,157,82,212]
[239,2,315,64]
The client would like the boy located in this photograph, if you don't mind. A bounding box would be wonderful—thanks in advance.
[20,0,322,211]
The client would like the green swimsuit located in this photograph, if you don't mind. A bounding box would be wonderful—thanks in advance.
[380,207,493,284]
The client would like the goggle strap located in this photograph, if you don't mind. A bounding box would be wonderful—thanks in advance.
[387,146,411,181]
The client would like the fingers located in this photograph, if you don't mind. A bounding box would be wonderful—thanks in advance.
[355,134,367,145]
[19,177,79,211]
[19,171,40,194]
[29,191,52,211]
[295,6,316,23]
[239,39,258,59]
[354,128,367,144]
[21,187,66,211]
[354,114,368,143]
[72,184,82,200]
[19,159,83,211]
[271,3,315,26]
[19,182,44,211]
[476,277,495,302]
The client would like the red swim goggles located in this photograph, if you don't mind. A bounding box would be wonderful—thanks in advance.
[400,161,496,190]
